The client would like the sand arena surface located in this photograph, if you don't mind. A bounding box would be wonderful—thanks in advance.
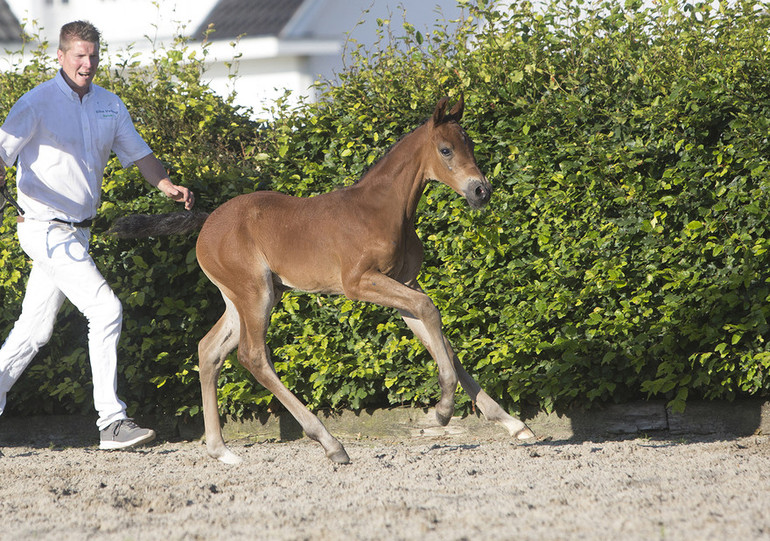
[1,412,770,540]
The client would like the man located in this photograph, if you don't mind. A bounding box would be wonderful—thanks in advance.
[0,21,194,449]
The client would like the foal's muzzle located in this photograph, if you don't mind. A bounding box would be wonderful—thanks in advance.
[465,179,492,209]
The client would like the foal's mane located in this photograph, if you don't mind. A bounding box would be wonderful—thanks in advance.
[353,116,432,185]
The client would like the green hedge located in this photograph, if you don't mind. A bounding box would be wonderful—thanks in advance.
[3,0,770,423]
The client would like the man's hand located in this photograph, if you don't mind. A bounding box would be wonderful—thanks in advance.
[158,179,195,210]
[135,153,195,210]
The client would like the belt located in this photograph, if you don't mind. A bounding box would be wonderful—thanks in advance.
[17,215,93,228]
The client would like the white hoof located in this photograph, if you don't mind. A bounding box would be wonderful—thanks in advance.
[501,418,536,440]
[216,448,243,465]
[514,426,536,440]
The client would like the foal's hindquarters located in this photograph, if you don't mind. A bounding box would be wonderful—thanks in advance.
[195,196,354,465]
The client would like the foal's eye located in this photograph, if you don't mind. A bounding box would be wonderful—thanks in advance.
[440,147,452,157]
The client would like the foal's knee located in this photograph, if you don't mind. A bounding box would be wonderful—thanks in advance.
[414,296,443,328]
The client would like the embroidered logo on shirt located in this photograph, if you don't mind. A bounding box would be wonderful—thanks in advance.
[96,108,119,119]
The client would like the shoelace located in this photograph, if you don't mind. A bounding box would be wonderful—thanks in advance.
[110,419,139,436]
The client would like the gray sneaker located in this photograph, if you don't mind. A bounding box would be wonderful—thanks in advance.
[99,419,156,450]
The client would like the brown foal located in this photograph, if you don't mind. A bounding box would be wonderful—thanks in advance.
[112,96,534,464]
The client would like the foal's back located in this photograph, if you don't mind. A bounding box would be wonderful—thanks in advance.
[196,186,387,296]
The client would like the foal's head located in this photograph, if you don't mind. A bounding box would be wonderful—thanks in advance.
[425,96,491,209]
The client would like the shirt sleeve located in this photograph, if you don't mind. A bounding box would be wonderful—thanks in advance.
[111,97,153,168]
[0,97,37,166]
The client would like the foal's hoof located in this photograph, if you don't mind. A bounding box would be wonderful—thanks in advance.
[435,402,454,426]
[515,426,536,440]
[327,447,351,464]
[500,418,536,440]
[216,448,243,465]
[435,410,452,426]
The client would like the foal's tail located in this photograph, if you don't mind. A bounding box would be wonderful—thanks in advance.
[108,211,210,238]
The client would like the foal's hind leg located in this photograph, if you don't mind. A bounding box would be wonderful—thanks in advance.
[399,310,535,440]
[198,296,242,464]
[236,275,350,464]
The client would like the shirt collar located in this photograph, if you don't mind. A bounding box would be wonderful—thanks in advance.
[55,70,92,101]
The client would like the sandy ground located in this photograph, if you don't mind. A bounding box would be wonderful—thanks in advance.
[1,414,770,541]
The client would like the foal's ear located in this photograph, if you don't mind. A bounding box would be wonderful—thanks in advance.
[432,97,450,124]
[432,95,464,125]
[447,94,464,121]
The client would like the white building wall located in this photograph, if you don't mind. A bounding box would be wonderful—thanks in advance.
[203,52,316,117]
[5,0,213,45]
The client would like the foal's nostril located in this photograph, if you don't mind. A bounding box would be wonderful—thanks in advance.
[465,180,492,208]
[474,184,490,202]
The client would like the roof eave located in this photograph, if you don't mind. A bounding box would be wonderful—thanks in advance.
[204,35,342,60]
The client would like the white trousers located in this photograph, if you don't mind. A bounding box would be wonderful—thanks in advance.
[0,219,127,430]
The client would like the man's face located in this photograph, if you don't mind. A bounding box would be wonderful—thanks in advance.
[57,40,99,96]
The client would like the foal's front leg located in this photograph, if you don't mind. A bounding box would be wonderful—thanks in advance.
[399,310,535,440]
[345,271,459,425]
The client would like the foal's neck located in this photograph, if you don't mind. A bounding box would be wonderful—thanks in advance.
[355,124,430,223]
